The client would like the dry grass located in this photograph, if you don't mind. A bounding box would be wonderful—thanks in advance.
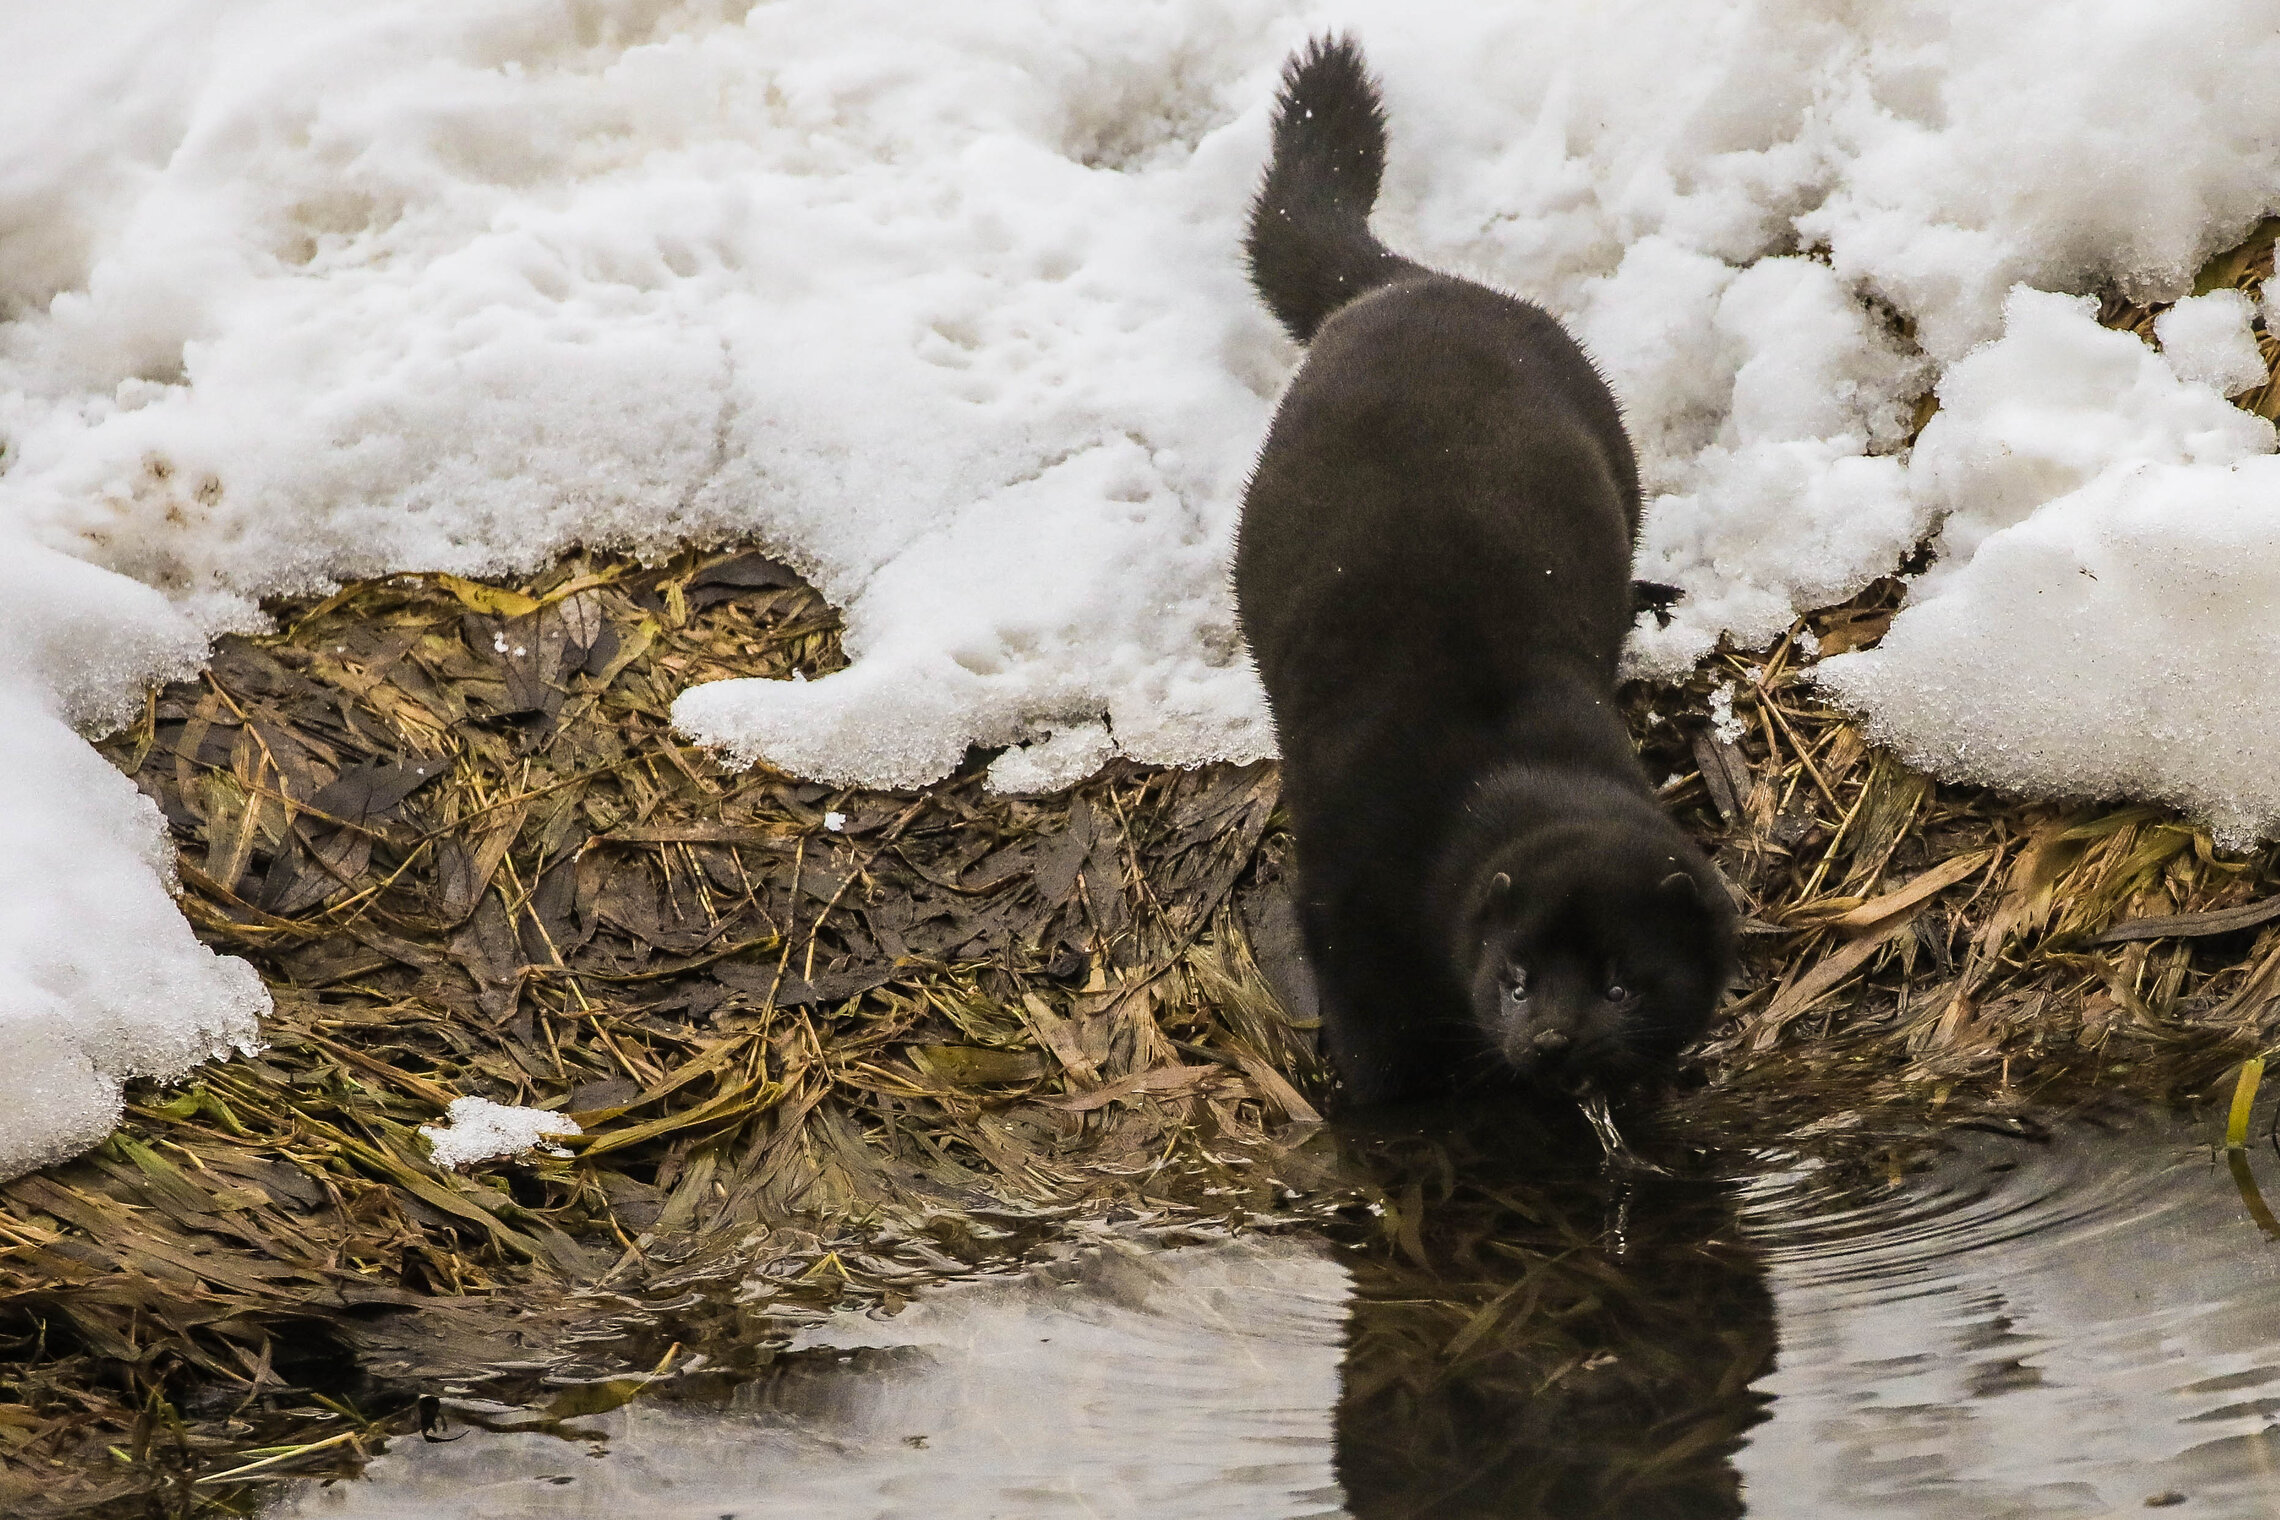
[0,551,1321,1514]
[9,223,2280,1518]
[1628,587,2280,1112]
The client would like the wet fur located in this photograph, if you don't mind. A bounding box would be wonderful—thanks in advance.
[1235,37,1734,1107]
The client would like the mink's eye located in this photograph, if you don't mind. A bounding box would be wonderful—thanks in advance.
[1507,966,1529,1001]
[1603,980,1629,1002]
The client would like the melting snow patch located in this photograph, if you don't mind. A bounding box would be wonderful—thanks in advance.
[1817,288,2280,841]
[419,1098,583,1170]
[0,532,266,1182]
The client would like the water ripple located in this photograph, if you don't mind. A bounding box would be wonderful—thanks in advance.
[1737,1112,2280,1519]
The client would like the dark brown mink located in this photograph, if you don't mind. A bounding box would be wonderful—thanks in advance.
[1234,36,1735,1108]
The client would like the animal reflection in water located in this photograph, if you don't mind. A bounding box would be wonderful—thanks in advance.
[1325,1101,1773,1520]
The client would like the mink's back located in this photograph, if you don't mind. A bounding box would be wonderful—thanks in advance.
[1234,269,1654,1099]
[1235,271,1644,829]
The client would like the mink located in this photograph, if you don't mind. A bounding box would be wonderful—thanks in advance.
[1234,36,1735,1107]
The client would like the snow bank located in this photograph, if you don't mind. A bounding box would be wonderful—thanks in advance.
[0,526,267,1179]
[0,690,266,1176]
[1816,290,2280,844]
[8,0,2280,1170]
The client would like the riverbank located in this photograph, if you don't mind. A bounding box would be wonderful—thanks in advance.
[12,236,2280,1516]
[4,535,2274,1515]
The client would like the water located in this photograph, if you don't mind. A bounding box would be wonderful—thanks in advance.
[269,1105,2280,1519]
[274,1239,1347,1520]
[1740,1115,2280,1517]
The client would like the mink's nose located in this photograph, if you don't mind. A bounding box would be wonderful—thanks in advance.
[1531,1027,1571,1053]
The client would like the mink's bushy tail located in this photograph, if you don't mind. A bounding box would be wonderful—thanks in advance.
[1245,35,1421,344]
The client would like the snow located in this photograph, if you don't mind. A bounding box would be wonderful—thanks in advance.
[418,1096,583,1170]
[1814,288,2280,844]
[7,0,2280,1170]
[0,527,266,1179]
[1876,289,2275,604]
[2155,289,2269,396]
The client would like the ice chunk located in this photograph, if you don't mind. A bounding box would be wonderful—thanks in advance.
[419,1097,583,1170]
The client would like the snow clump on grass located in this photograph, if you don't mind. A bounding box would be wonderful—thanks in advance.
[419,1097,583,1171]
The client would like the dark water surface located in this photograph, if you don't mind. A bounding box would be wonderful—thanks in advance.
[268,1104,2280,1519]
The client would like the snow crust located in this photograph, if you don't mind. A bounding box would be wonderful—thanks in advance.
[986,721,1121,796]
[7,1,2280,1170]
[418,1097,583,1170]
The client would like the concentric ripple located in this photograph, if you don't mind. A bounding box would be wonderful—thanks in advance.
[1737,1113,2280,1519]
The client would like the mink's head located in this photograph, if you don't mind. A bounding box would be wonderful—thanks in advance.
[1460,818,1735,1086]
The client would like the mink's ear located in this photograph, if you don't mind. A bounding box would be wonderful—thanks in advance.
[1490,871,1510,896]
[1658,870,1699,903]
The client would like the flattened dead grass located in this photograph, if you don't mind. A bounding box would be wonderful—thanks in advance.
[1,550,1321,1513]
[10,222,2280,1517]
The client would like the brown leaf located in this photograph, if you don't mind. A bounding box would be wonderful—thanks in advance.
[908,1045,1051,1086]
[449,894,524,1019]
[712,960,896,1008]
[435,804,526,925]
[276,935,392,987]
[2091,893,2280,946]
[1031,797,1094,907]
[308,758,444,827]
[687,551,801,609]
[1690,730,1752,825]
[258,824,372,916]
[1081,815,1134,963]
[521,855,587,965]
